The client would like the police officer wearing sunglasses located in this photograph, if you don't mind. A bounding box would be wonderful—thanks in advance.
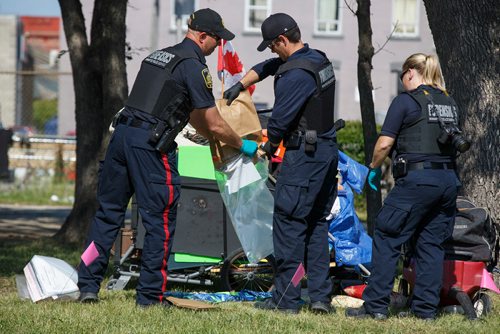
[77,8,258,308]
[346,53,465,320]
[225,13,338,314]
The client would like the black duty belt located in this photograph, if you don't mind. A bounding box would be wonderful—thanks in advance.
[284,133,336,148]
[407,162,455,171]
[118,116,155,130]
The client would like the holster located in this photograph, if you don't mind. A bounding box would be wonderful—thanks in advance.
[304,130,317,153]
[392,158,408,179]
[284,133,301,149]
[149,114,189,153]
[284,130,318,152]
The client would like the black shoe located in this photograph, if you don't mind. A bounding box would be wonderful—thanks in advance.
[254,298,299,314]
[79,292,99,303]
[345,306,387,320]
[397,311,435,321]
[310,301,336,314]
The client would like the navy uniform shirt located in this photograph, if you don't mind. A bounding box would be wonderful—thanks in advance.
[381,84,453,163]
[173,38,216,110]
[124,38,215,122]
[252,44,334,145]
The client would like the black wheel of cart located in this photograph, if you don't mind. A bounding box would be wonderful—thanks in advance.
[106,278,119,291]
[221,248,276,292]
[473,291,492,317]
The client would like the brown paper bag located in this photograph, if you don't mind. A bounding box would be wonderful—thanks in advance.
[210,90,263,168]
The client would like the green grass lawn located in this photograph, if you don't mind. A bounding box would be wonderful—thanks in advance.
[1,239,499,334]
[0,180,75,206]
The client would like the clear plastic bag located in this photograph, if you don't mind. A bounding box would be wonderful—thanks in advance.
[215,155,274,263]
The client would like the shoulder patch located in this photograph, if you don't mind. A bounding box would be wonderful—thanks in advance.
[202,68,213,89]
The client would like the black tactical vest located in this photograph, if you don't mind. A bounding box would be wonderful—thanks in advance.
[275,51,336,134]
[397,87,458,156]
[126,46,196,122]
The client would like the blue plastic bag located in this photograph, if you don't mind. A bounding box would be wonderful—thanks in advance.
[328,151,372,267]
[164,289,271,303]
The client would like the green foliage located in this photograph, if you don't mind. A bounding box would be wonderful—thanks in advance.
[337,121,366,164]
[32,99,58,132]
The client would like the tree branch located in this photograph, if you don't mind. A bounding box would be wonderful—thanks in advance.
[344,0,357,15]
[374,21,398,55]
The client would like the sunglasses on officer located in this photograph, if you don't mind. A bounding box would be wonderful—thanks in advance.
[400,69,409,82]
[268,36,282,49]
[205,32,221,43]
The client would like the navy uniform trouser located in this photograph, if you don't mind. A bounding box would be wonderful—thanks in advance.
[77,120,180,306]
[271,140,338,310]
[363,168,459,318]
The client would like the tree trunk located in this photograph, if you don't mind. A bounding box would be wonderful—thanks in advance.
[355,0,382,235]
[54,0,128,244]
[423,0,500,220]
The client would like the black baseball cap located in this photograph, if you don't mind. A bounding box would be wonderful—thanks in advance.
[257,13,298,52]
[188,8,235,41]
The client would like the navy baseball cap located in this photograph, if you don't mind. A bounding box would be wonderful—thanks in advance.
[188,8,235,41]
[257,13,298,51]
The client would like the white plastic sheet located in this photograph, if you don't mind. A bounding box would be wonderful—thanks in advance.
[216,155,274,263]
[20,255,79,302]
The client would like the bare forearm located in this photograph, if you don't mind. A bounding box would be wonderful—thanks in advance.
[239,69,260,89]
[190,107,242,150]
[208,118,242,149]
[369,136,395,168]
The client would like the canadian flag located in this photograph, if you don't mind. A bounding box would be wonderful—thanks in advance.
[217,40,255,95]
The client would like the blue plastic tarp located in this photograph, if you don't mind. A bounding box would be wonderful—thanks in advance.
[164,289,271,303]
[328,151,372,267]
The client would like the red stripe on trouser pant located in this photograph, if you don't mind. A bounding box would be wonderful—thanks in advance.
[159,153,174,302]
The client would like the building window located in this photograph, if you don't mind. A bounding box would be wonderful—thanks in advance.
[314,0,342,35]
[170,0,198,31]
[392,0,419,38]
[244,0,272,32]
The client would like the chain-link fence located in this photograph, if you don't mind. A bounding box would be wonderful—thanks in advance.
[0,70,75,204]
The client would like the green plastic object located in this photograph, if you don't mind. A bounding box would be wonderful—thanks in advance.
[174,252,221,264]
[178,146,215,180]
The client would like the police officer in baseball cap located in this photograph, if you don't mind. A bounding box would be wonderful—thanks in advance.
[188,8,235,42]
[257,13,298,52]
[77,8,257,308]
[224,13,339,314]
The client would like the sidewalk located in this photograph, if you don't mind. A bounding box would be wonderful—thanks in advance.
[0,204,71,240]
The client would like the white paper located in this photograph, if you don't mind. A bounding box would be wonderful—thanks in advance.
[223,155,261,194]
[23,255,79,302]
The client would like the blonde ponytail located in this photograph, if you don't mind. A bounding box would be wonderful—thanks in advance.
[402,53,446,91]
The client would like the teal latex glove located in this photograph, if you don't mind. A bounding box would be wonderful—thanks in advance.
[240,139,258,157]
[367,167,381,191]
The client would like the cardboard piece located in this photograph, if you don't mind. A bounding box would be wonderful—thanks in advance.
[166,296,216,310]
[211,90,263,168]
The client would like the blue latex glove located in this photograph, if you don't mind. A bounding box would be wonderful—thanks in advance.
[367,167,381,191]
[240,139,258,157]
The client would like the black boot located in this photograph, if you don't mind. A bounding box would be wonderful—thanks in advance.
[345,305,387,320]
